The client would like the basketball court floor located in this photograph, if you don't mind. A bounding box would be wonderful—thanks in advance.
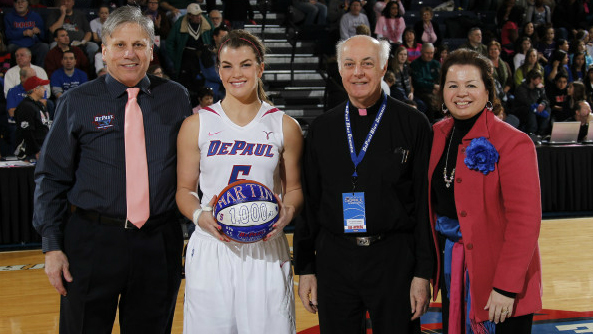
[1,217,592,333]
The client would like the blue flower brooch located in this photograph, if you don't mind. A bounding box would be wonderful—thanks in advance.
[464,137,499,175]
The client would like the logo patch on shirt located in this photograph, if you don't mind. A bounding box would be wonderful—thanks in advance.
[93,113,115,129]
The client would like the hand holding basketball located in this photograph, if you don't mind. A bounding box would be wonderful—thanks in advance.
[198,195,231,242]
[263,193,294,241]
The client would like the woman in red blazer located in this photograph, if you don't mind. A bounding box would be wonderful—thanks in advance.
[429,49,542,333]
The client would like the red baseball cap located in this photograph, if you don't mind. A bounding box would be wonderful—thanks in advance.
[23,76,49,92]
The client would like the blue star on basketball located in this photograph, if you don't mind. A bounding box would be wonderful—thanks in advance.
[214,180,280,243]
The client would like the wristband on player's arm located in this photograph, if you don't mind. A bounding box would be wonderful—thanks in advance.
[192,206,213,225]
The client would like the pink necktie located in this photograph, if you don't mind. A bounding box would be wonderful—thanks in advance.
[125,88,150,228]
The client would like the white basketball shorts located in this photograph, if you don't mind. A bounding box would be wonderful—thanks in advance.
[183,226,296,334]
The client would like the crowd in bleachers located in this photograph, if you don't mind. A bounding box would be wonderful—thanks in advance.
[0,0,250,160]
[2,0,593,160]
[301,0,593,138]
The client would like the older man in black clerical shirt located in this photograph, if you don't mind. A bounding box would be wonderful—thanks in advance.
[33,6,191,334]
[294,35,434,333]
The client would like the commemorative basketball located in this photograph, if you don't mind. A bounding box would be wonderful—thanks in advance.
[214,180,280,243]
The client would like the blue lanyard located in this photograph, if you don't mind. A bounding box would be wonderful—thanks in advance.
[344,93,388,179]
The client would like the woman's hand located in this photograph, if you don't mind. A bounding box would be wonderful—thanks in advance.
[484,289,515,324]
[263,194,295,241]
[197,195,231,242]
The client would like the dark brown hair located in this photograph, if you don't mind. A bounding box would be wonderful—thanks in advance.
[438,48,502,116]
[217,29,270,104]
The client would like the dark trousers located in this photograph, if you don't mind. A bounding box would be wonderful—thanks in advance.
[59,211,183,334]
[316,229,420,334]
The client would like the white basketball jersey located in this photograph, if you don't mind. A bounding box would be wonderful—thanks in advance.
[198,101,284,206]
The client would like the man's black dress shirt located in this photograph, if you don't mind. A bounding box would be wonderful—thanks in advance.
[33,73,191,252]
[294,94,434,279]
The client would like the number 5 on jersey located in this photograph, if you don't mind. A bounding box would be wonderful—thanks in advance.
[229,165,252,184]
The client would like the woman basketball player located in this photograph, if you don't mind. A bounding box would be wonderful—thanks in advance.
[176,29,304,333]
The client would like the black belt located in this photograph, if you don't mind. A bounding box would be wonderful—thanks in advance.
[343,234,384,246]
[75,207,175,230]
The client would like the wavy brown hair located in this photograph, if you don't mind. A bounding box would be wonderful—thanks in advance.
[217,29,271,104]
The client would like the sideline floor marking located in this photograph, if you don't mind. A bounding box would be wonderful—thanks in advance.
[0,263,44,271]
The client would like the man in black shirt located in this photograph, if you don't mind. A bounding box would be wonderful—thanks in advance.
[33,6,191,334]
[294,35,434,333]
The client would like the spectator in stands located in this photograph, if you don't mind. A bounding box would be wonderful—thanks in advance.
[537,25,556,64]
[90,5,109,44]
[355,23,371,35]
[223,0,254,30]
[584,65,593,104]
[389,44,427,113]
[293,0,327,25]
[144,0,173,76]
[569,100,593,141]
[148,64,166,78]
[383,69,395,91]
[557,81,587,122]
[6,66,35,122]
[436,43,449,64]
[496,0,524,29]
[570,39,593,68]
[191,86,213,113]
[4,0,48,67]
[545,49,572,84]
[4,47,50,98]
[50,50,87,99]
[197,25,227,103]
[208,9,224,28]
[374,1,404,44]
[44,28,89,78]
[47,0,100,67]
[166,3,213,90]
[373,0,404,20]
[585,26,593,58]
[524,0,551,31]
[14,75,50,160]
[488,41,513,98]
[547,72,570,120]
[571,51,587,81]
[553,0,587,41]
[340,0,369,41]
[492,67,515,121]
[500,8,522,60]
[410,43,440,122]
[160,0,193,23]
[513,69,551,135]
[460,27,488,57]
[519,22,538,46]
[514,48,544,87]
[402,27,422,62]
[557,38,570,55]
[0,31,12,79]
[514,36,532,70]
[413,6,441,47]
